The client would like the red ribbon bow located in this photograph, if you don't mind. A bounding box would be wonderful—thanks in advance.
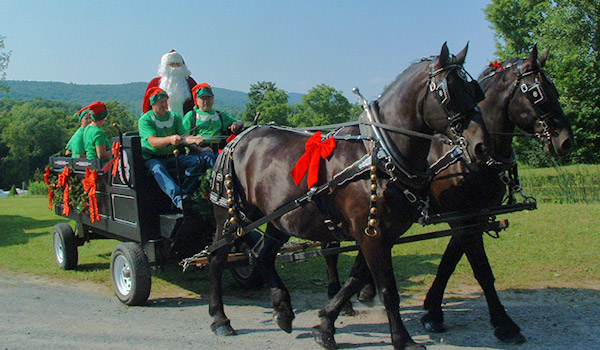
[489,60,503,71]
[290,131,336,189]
[57,166,71,216]
[83,168,100,223]
[101,141,121,177]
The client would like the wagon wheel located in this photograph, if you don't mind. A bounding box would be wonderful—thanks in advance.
[230,230,264,289]
[53,223,78,270]
[110,242,151,306]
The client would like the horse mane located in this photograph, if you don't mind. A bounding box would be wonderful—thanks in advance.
[379,58,430,101]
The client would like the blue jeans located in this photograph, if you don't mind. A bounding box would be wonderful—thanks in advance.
[144,154,206,209]
[197,151,217,169]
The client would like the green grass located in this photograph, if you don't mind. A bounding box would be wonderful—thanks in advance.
[2,196,598,299]
[519,164,600,203]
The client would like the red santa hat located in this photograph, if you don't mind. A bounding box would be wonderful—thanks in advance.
[79,101,107,121]
[192,83,213,105]
[146,87,169,105]
[161,49,185,67]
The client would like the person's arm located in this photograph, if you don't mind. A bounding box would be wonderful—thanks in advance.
[96,144,112,160]
[147,134,182,148]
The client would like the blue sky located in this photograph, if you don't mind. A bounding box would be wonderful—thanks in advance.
[1,0,497,101]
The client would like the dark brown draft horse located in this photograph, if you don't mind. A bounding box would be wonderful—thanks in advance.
[420,45,573,342]
[326,45,574,344]
[207,43,490,350]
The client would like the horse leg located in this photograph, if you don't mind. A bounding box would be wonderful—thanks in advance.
[421,235,464,333]
[461,233,526,344]
[314,244,425,350]
[313,251,371,349]
[208,226,236,336]
[321,241,356,316]
[258,224,295,333]
[357,272,376,304]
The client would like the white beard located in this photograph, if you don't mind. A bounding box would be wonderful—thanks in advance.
[159,66,191,117]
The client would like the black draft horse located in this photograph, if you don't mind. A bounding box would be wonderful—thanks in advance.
[420,44,573,342]
[324,45,574,344]
[207,43,491,350]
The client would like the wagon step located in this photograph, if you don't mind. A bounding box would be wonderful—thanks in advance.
[419,202,536,226]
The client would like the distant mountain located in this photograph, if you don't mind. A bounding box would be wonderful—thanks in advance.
[0,80,303,115]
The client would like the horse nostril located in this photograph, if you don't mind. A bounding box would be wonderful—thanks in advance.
[474,142,490,160]
[560,137,574,154]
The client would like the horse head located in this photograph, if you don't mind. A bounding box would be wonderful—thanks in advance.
[378,42,491,172]
[480,44,574,158]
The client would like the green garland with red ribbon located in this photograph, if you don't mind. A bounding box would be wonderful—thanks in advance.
[44,165,98,221]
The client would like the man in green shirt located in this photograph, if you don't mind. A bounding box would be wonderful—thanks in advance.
[139,87,207,212]
[65,107,92,158]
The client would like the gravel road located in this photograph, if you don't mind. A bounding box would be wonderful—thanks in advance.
[1,273,599,350]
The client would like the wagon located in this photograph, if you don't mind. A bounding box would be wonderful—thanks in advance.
[49,131,261,305]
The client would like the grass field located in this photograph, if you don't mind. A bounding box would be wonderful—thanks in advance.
[1,196,599,300]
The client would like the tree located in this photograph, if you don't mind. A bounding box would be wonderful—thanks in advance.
[290,84,361,127]
[244,81,277,122]
[0,35,11,93]
[484,0,599,163]
[244,81,291,125]
[103,101,137,139]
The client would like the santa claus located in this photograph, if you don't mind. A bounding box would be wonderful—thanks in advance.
[142,50,197,117]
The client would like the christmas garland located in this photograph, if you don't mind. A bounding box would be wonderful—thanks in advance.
[45,165,99,221]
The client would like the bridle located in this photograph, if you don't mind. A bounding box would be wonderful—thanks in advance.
[425,58,486,162]
[481,58,559,146]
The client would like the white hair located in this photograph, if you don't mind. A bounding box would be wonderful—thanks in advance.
[157,51,192,116]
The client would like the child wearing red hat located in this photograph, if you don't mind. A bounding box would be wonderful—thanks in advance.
[82,101,112,160]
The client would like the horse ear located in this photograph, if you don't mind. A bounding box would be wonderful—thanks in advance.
[439,42,450,67]
[455,42,469,65]
[525,44,539,68]
[539,47,550,68]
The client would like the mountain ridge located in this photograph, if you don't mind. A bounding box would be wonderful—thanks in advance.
[0,80,303,115]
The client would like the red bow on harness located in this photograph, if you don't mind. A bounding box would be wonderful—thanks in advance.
[291,131,336,189]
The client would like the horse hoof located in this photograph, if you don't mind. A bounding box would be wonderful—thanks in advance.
[494,327,526,344]
[312,326,337,349]
[340,300,357,316]
[274,312,294,333]
[357,284,376,304]
[404,343,427,350]
[421,314,446,333]
[211,322,236,336]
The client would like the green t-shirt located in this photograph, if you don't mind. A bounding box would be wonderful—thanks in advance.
[138,110,186,159]
[65,127,86,158]
[182,107,237,137]
[83,125,111,160]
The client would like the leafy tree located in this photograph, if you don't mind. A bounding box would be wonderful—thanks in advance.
[484,0,599,164]
[244,81,277,122]
[290,84,360,127]
[0,35,11,93]
[244,81,291,125]
[103,101,137,138]
[256,89,292,126]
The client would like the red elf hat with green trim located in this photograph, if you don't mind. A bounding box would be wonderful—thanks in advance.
[146,87,169,105]
[80,101,108,121]
[192,83,213,106]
